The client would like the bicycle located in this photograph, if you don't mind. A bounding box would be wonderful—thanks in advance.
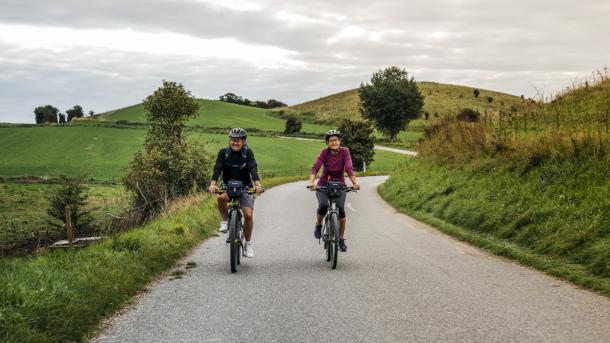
[308,181,355,269]
[217,180,258,273]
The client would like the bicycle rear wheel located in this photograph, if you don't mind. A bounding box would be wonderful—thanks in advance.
[229,210,240,273]
[329,213,339,269]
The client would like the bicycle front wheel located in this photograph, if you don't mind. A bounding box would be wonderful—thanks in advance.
[229,210,240,273]
[329,212,339,269]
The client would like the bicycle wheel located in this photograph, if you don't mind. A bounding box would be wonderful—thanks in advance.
[237,215,242,266]
[329,212,339,269]
[229,210,240,273]
[324,222,331,262]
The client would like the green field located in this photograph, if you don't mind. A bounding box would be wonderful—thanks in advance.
[280,82,524,126]
[79,99,331,134]
[0,126,409,180]
[0,183,130,256]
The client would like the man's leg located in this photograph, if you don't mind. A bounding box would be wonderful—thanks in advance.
[243,207,253,241]
[241,193,255,258]
[217,193,229,220]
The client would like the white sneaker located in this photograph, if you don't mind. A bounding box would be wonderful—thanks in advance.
[244,241,254,258]
[218,220,228,233]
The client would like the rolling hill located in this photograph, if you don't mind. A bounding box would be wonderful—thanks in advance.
[278,82,525,126]
[78,99,331,134]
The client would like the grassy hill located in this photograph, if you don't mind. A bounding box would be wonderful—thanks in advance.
[379,74,610,295]
[0,126,408,180]
[79,99,331,134]
[279,82,524,126]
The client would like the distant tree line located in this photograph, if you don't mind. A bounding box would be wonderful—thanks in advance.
[34,104,95,124]
[218,92,287,109]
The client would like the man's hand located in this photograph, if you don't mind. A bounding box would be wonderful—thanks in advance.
[308,182,316,190]
[208,184,218,194]
[255,185,264,194]
[353,183,360,191]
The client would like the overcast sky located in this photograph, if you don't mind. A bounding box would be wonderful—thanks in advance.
[1,0,609,123]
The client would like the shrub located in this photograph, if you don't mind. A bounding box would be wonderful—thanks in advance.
[123,81,214,218]
[456,108,481,122]
[284,115,302,134]
[338,119,376,171]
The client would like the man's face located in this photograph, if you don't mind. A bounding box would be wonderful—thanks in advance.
[230,137,244,151]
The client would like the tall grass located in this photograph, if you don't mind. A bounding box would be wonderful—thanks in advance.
[380,71,610,294]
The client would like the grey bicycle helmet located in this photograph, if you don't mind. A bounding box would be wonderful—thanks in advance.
[229,127,247,139]
[324,129,341,142]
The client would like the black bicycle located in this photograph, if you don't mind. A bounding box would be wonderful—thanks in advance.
[308,181,355,269]
[217,180,257,273]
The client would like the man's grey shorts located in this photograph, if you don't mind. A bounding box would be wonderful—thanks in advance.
[239,193,255,209]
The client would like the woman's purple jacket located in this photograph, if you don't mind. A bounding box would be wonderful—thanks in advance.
[310,147,355,187]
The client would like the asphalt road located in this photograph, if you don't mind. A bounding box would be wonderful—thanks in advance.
[94,176,610,343]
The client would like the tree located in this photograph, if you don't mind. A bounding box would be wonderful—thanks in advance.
[254,100,269,109]
[33,105,59,124]
[487,96,494,103]
[88,110,95,116]
[359,66,424,140]
[473,89,480,98]
[46,175,94,237]
[66,105,84,122]
[58,114,66,124]
[284,115,302,134]
[267,99,287,108]
[338,119,376,172]
[219,92,241,104]
[123,81,213,218]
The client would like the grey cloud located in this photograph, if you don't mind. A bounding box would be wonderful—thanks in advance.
[1,0,610,122]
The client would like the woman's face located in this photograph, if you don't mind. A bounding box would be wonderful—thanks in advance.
[326,136,341,150]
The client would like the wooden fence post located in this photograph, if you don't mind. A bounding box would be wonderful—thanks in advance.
[65,205,74,252]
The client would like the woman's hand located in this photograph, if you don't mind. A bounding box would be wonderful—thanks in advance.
[309,182,316,190]
[208,184,217,194]
[352,183,360,191]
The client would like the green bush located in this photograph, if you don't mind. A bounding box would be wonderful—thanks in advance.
[284,115,302,134]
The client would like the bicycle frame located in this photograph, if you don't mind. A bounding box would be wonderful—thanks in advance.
[309,184,354,269]
[217,183,256,273]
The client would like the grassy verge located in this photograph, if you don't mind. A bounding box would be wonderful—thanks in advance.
[0,175,306,342]
[378,158,610,296]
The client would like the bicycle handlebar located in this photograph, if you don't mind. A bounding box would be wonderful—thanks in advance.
[216,188,257,195]
[306,185,356,193]
[215,185,263,195]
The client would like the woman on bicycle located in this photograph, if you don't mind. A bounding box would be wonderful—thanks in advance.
[308,129,360,252]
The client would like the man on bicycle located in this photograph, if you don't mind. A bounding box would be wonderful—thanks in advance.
[208,128,263,258]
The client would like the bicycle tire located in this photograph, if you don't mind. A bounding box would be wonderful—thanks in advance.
[229,210,239,273]
[325,226,331,262]
[237,215,242,266]
[330,212,339,269]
